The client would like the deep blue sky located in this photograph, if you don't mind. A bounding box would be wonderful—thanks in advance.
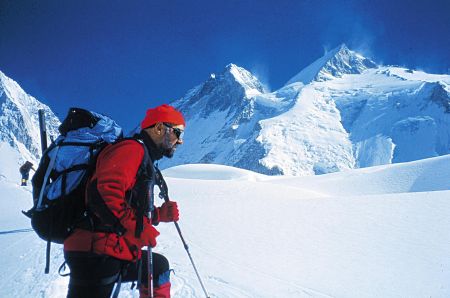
[1,0,449,130]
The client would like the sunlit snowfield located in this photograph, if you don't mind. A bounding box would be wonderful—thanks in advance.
[0,144,449,297]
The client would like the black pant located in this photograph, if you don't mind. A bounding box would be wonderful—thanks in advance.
[65,251,169,298]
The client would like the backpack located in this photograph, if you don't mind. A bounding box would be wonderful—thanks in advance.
[31,108,123,243]
[29,108,130,273]
[30,107,157,274]
[20,161,34,174]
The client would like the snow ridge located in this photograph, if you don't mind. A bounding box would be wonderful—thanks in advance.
[163,45,450,176]
[286,44,377,85]
[0,71,60,161]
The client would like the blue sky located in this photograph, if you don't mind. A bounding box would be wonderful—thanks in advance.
[0,0,449,130]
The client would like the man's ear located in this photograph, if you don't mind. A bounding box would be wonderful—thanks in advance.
[154,122,164,135]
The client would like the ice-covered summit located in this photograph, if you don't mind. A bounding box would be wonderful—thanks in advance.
[163,45,450,176]
[286,44,378,85]
[225,63,266,96]
[0,70,60,161]
[172,63,265,120]
[165,64,277,173]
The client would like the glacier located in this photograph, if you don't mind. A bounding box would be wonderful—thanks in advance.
[161,44,450,176]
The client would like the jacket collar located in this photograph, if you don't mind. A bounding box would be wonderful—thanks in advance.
[137,131,164,161]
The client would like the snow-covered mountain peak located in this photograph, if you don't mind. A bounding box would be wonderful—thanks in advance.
[172,64,265,121]
[0,70,60,161]
[286,43,378,85]
[222,63,265,97]
[166,55,449,176]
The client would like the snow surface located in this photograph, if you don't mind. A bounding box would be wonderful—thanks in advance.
[1,140,449,298]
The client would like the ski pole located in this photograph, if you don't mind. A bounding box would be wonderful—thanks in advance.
[147,244,154,298]
[147,175,155,298]
[38,109,48,154]
[172,220,210,298]
[155,167,210,297]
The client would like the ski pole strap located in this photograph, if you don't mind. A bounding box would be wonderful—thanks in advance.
[154,166,169,201]
[58,261,70,277]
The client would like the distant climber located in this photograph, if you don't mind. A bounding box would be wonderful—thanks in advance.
[19,161,35,186]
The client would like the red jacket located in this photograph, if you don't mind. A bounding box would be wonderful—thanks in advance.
[64,140,159,261]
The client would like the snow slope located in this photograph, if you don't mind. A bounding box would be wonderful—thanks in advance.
[0,70,60,161]
[163,45,450,176]
[258,66,450,175]
[285,44,377,85]
[1,143,449,297]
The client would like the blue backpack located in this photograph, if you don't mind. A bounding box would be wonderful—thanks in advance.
[30,107,156,275]
[29,108,124,272]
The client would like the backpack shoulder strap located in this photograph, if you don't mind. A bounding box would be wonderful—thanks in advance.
[124,137,155,238]
[86,136,155,238]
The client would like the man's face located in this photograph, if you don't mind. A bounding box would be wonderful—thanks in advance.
[160,123,184,158]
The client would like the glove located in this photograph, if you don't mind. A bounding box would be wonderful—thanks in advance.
[141,225,160,248]
[157,201,179,223]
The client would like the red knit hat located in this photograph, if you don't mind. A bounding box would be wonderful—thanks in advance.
[141,104,186,129]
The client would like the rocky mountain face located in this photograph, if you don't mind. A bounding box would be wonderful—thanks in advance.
[0,71,60,162]
[161,44,450,176]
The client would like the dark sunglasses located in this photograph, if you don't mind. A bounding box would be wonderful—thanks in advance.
[163,123,184,140]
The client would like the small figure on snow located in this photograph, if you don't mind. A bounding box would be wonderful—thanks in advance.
[19,161,35,186]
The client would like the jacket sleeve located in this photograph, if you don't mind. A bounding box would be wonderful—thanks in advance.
[94,140,158,246]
